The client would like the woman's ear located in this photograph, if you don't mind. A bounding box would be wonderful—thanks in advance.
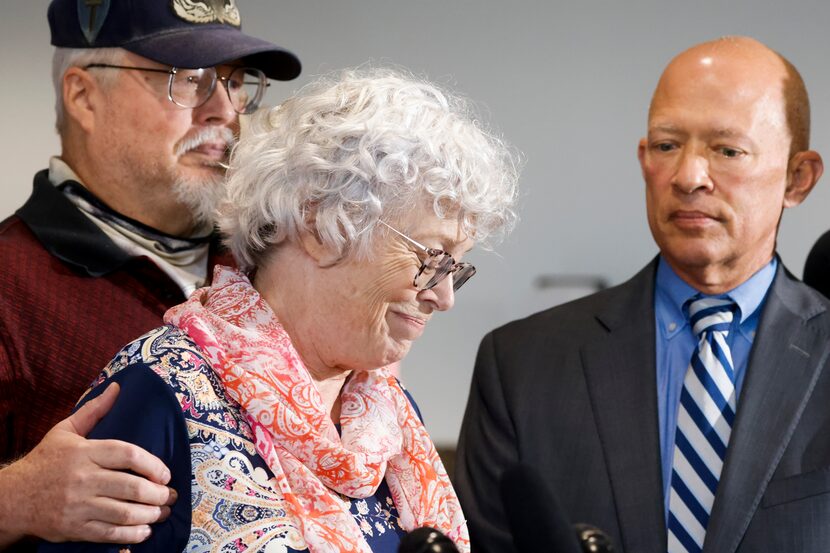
[297,228,342,267]
[784,150,824,208]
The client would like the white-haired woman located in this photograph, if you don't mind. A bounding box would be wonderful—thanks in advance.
[40,68,518,553]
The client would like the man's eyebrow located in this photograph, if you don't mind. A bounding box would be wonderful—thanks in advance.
[648,124,683,135]
[707,128,746,139]
[647,125,748,139]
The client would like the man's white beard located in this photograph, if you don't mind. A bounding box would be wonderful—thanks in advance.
[171,126,236,233]
[172,173,226,232]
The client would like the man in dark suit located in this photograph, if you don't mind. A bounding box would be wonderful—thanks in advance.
[456,36,828,553]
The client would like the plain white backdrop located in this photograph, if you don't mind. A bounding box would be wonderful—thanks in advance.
[2,1,829,444]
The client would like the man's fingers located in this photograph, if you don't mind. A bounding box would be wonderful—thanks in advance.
[88,439,171,485]
[73,520,152,545]
[64,383,121,437]
[93,470,178,507]
[158,504,172,522]
[93,497,171,527]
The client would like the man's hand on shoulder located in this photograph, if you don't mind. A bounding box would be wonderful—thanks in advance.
[0,383,177,548]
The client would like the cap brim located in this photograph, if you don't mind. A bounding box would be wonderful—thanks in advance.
[123,26,300,81]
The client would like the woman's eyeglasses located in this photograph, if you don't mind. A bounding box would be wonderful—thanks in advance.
[380,221,475,292]
[85,63,269,115]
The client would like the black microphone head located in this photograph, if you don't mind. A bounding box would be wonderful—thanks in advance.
[398,526,460,553]
[499,463,582,553]
[573,524,615,553]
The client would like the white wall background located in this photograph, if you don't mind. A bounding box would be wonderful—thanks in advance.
[3,1,829,445]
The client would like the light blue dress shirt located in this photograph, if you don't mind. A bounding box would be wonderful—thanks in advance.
[654,256,777,521]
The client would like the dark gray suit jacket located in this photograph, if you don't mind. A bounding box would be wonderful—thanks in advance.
[456,259,830,553]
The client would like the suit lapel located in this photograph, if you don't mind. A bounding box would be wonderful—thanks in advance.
[704,266,830,553]
[581,260,667,553]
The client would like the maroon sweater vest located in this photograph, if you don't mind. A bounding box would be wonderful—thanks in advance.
[0,171,231,459]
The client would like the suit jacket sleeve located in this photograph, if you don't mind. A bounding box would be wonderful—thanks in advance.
[455,330,519,553]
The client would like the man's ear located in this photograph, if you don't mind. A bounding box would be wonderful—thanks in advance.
[297,227,342,267]
[637,138,648,175]
[62,67,101,133]
[784,150,824,208]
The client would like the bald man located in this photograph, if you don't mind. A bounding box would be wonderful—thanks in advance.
[456,37,829,553]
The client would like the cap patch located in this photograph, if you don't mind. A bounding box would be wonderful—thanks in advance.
[77,0,111,44]
[171,0,241,27]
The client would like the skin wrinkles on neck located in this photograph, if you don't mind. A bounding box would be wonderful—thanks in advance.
[253,245,340,420]
[254,242,368,423]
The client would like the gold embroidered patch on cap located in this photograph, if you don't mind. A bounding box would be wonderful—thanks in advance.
[171,0,241,27]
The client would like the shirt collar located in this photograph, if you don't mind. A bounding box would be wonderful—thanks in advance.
[656,255,777,326]
[48,156,83,187]
[17,165,229,278]
[17,169,132,276]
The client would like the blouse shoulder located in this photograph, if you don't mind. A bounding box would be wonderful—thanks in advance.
[89,324,211,387]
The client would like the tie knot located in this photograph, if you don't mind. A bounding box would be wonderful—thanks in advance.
[687,296,736,337]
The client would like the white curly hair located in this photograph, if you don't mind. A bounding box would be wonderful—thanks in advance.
[220,67,520,271]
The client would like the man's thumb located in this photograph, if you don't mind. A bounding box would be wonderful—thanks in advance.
[64,383,120,436]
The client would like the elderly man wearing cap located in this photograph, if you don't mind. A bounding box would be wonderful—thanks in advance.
[0,0,299,548]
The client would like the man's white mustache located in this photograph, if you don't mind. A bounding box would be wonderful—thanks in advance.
[175,127,236,159]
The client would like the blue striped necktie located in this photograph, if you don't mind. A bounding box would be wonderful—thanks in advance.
[667,296,738,553]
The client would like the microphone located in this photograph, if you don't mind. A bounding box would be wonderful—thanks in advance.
[398,526,460,553]
[499,463,615,553]
[574,523,615,553]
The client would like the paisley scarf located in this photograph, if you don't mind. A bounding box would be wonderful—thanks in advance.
[164,266,469,552]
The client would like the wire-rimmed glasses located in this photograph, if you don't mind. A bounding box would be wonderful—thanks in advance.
[84,64,269,114]
[380,221,476,292]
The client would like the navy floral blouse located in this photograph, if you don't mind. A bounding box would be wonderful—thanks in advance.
[39,325,415,553]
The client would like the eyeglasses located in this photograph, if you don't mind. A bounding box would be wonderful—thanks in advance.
[84,64,269,115]
[380,221,476,292]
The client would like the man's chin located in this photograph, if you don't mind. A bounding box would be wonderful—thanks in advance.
[171,175,225,231]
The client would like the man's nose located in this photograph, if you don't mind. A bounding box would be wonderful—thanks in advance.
[672,147,713,195]
[193,80,237,128]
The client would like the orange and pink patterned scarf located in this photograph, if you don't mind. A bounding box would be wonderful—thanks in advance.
[164,266,469,553]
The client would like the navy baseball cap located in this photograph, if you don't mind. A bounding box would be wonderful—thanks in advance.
[48,0,301,81]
